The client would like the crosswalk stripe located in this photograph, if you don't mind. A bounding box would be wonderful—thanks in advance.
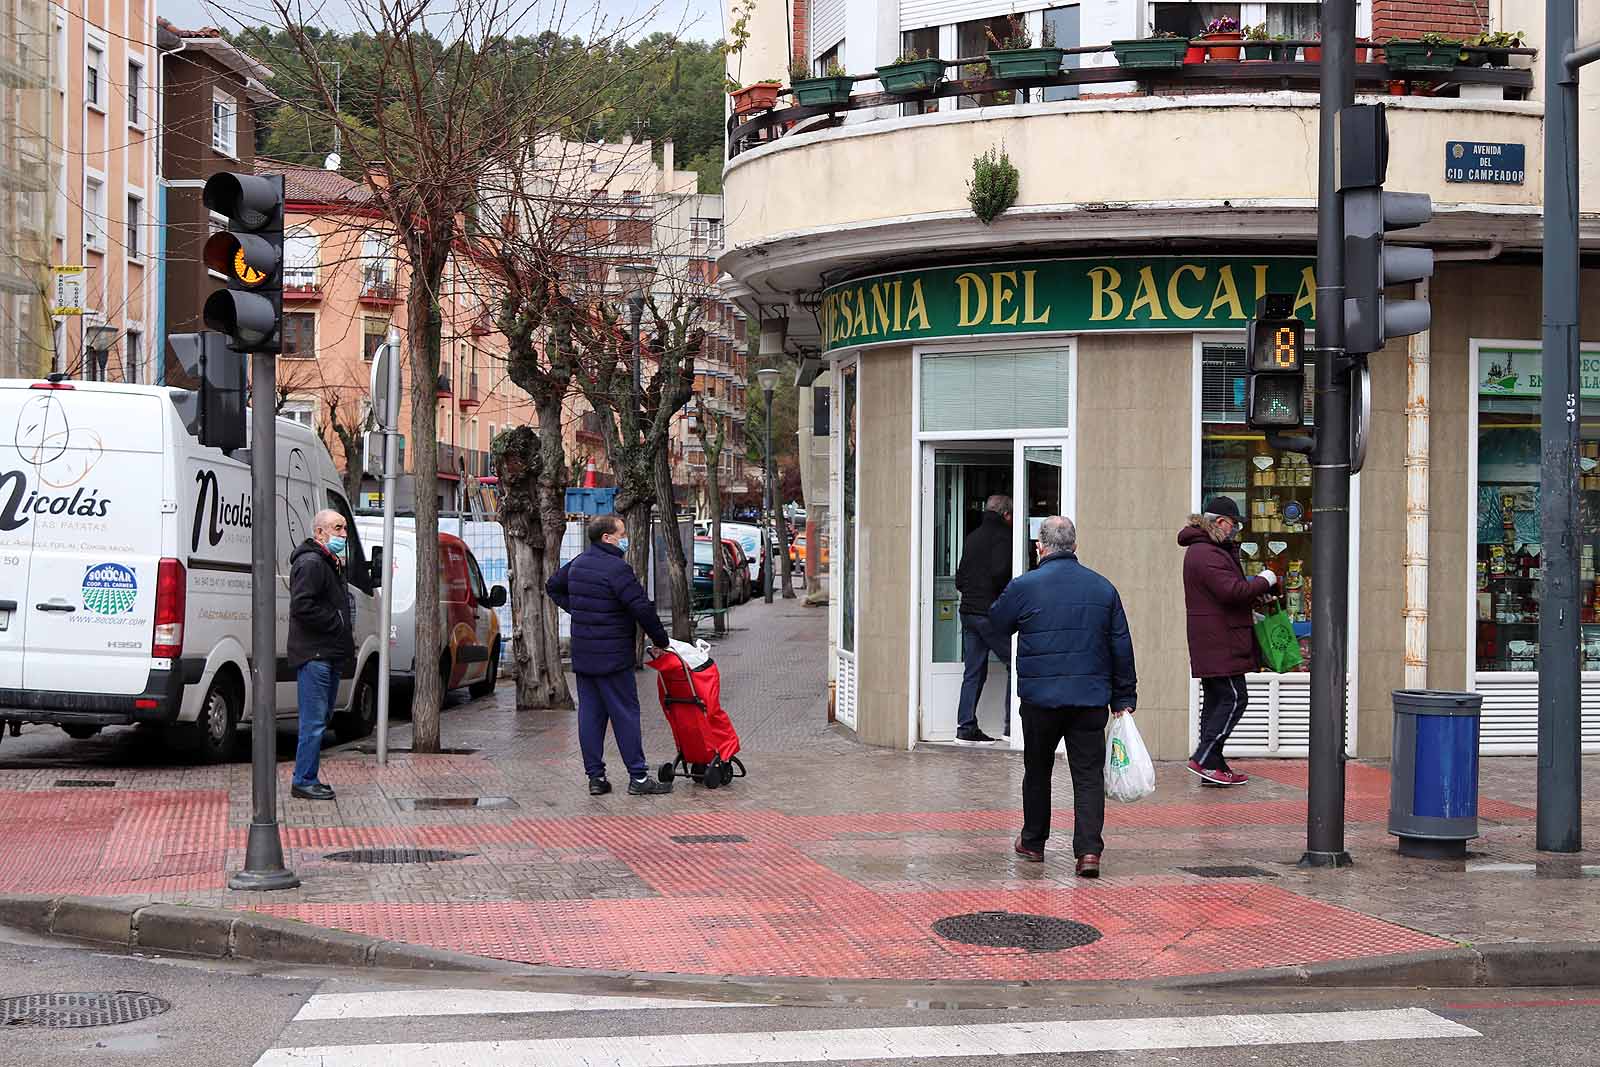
[256,1007,1478,1066]
[294,989,762,1021]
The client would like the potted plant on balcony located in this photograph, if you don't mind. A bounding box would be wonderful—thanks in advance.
[1303,31,1321,62]
[1111,31,1189,70]
[729,79,783,113]
[1463,29,1526,67]
[877,47,947,93]
[1271,33,1293,61]
[788,58,854,107]
[1201,15,1243,61]
[1241,23,1271,60]
[1386,32,1462,72]
[985,14,1065,79]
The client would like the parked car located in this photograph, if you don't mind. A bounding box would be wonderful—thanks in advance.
[355,521,506,703]
[0,379,385,761]
[695,520,772,586]
[691,538,742,608]
[721,538,754,603]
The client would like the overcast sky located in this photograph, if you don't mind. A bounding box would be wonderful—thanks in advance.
[157,0,725,44]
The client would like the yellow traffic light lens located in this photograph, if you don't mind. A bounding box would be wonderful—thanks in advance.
[233,247,267,287]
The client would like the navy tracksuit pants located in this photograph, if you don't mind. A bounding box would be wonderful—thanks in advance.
[575,670,648,782]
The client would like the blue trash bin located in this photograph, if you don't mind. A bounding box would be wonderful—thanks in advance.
[1388,689,1482,858]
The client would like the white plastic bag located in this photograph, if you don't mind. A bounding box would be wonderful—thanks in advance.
[1105,713,1156,803]
[668,638,713,669]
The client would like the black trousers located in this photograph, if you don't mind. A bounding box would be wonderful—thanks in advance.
[1192,675,1249,770]
[1019,703,1109,858]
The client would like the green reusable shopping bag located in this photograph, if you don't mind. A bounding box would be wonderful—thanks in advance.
[1254,601,1303,674]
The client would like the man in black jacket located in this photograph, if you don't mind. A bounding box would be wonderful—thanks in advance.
[547,514,674,797]
[288,508,355,801]
[953,494,1013,744]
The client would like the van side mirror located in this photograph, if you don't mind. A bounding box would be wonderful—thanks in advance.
[369,546,384,588]
[485,584,507,609]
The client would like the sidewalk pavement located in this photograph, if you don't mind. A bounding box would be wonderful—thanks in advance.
[1,595,1598,986]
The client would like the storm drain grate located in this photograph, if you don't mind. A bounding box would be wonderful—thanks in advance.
[323,848,475,864]
[53,779,115,788]
[933,912,1102,953]
[1,992,171,1029]
[393,796,517,812]
[1177,865,1279,879]
[670,834,749,844]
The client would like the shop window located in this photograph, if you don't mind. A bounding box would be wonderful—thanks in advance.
[1199,342,1316,670]
[1475,344,1600,673]
[920,349,1071,433]
[900,27,940,117]
[1042,6,1081,102]
[840,362,858,653]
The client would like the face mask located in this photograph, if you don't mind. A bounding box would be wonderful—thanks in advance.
[616,537,630,553]
[326,536,347,559]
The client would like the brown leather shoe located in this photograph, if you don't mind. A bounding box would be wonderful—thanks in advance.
[1013,836,1044,863]
[1075,854,1102,878]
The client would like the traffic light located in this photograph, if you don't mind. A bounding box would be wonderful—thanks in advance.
[168,332,246,451]
[1340,104,1433,355]
[202,172,285,353]
[1244,294,1307,429]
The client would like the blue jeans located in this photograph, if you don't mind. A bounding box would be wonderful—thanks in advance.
[575,670,648,781]
[294,659,341,788]
[957,612,1011,733]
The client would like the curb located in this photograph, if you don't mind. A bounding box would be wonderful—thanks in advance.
[4,893,1600,994]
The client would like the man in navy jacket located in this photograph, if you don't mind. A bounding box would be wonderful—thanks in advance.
[989,515,1137,877]
[547,514,674,796]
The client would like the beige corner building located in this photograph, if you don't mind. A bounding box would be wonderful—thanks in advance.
[720,0,1600,759]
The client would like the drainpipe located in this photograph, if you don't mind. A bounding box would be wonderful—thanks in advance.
[1400,244,1502,691]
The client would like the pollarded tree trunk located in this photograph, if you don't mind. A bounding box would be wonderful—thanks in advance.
[533,392,574,709]
[409,293,447,752]
[654,446,692,640]
[492,426,570,709]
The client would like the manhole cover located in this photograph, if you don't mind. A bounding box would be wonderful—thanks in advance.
[322,848,474,864]
[53,779,115,788]
[932,911,1102,953]
[670,834,749,844]
[393,796,517,811]
[0,992,170,1029]
[1178,865,1279,879]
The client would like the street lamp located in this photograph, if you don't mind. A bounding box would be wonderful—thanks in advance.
[756,365,780,604]
[614,262,657,442]
[84,322,118,382]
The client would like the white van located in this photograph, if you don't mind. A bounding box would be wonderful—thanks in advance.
[0,380,384,761]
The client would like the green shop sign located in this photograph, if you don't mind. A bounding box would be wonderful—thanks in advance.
[821,256,1318,352]
[1479,345,1600,398]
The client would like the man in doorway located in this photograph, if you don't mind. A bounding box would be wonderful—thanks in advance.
[288,508,356,801]
[1178,496,1277,786]
[989,515,1136,877]
[547,514,674,797]
[953,494,1014,744]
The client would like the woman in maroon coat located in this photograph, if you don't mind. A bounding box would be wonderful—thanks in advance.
[1179,496,1277,786]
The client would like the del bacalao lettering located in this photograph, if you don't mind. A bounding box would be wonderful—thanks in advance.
[192,468,251,552]
[0,470,110,531]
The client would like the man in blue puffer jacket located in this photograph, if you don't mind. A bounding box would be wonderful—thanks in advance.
[988,515,1137,877]
[548,513,674,796]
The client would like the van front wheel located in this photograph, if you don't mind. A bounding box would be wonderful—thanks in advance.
[334,662,379,743]
[187,676,243,764]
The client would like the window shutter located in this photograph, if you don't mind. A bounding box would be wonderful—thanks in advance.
[920,349,1070,433]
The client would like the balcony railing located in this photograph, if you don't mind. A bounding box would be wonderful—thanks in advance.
[728,39,1537,158]
[283,269,321,301]
[359,273,398,305]
[458,372,480,409]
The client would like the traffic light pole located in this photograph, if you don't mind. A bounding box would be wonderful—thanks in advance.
[1538,0,1584,853]
[1303,0,1355,868]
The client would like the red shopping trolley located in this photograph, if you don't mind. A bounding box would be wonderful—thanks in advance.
[644,643,745,789]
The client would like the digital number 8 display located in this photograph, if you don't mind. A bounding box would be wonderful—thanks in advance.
[1274,326,1297,368]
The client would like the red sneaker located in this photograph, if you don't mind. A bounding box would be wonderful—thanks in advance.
[1186,759,1241,786]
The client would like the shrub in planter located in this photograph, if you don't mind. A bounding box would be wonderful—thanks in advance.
[789,59,854,107]
[1303,33,1322,62]
[985,13,1067,79]
[1202,14,1242,61]
[1386,34,1462,72]
[1242,23,1271,61]
[877,49,946,93]
[1111,32,1189,70]
[729,81,782,113]
[968,146,1020,225]
[1270,34,1292,61]
[1464,30,1526,67]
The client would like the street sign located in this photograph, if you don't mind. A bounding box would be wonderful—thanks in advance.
[51,266,84,316]
[370,342,399,430]
[1445,140,1525,184]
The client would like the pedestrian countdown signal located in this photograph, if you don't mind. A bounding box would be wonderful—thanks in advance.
[1245,296,1306,430]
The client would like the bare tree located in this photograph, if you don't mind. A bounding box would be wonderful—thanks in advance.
[693,396,728,633]
[320,388,371,503]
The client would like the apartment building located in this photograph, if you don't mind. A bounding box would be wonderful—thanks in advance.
[0,0,52,378]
